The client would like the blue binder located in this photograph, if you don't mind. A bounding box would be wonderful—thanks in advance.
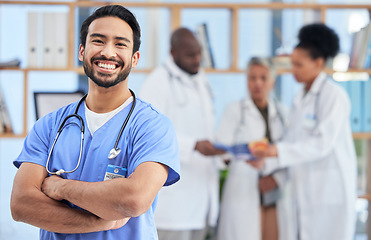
[348,80,363,132]
[363,79,371,132]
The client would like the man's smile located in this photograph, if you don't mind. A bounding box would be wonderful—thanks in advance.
[93,59,123,73]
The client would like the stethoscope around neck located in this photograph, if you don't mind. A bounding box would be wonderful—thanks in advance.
[46,89,136,176]
[296,77,328,129]
[240,97,285,126]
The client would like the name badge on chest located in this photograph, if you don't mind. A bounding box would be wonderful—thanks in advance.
[104,164,127,181]
[303,113,317,131]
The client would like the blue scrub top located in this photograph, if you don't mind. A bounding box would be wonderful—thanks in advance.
[14,97,180,240]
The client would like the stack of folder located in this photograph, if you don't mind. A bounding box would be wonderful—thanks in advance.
[27,11,69,68]
[337,79,371,132]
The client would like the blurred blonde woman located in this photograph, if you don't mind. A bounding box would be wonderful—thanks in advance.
[216,57,292,240]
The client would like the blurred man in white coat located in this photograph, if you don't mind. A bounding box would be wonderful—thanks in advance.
[140,27,224,240]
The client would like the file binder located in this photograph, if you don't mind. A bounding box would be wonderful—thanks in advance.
[54,12,68,68]
[27,12,40,68]
[348,81,363,132]
[363,79,371,132]
[42,12,55,68]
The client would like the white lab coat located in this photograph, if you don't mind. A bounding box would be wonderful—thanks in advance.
[275,72,357,240]
[216,96,294,240]
[139,57,219,230]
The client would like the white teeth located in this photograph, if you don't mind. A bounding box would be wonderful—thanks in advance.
[98,62,116,70]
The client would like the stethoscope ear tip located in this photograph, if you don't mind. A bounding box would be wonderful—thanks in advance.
[108,148,121,160]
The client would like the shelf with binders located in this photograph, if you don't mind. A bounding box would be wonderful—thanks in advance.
[1,1,371,71]
[336,76,371,135]
[0,1,371,140]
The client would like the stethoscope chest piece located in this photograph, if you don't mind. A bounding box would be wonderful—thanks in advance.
[108,148,121,159]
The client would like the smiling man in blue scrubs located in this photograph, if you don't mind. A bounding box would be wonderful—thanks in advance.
[10,5,180,240]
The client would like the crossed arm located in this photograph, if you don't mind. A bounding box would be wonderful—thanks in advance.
[10,161,169,234]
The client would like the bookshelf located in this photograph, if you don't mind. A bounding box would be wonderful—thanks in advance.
[0,0,368,145]
[1,1,370,138]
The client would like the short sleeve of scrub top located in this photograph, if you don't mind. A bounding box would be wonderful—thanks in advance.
[125,99,180,186]
[14,106,70,169]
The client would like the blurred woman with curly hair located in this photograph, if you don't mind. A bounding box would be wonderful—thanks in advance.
[251,23,357,240]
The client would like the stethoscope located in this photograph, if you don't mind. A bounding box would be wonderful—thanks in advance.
[239,97,286,131]
[46,89,136,176]
[297,77,328,131]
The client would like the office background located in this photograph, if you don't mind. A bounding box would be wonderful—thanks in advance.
[0,0,370,239]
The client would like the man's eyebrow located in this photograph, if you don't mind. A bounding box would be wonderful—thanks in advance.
[115,36,131,43]
[89,33,106,39]
[90,33,131,43]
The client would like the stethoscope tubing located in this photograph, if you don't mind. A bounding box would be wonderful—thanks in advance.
[46,89,136,175]
[240,98,285,128]
[112,90,136,151]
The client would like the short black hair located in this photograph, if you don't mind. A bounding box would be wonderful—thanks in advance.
[296,23,339,61]
[80,5,141,53]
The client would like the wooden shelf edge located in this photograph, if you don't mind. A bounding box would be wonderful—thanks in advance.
[353,133,371,139]
[358,193,371,201]
[0,1,370,10]
[0,133,27,138]
[0,67,21,71]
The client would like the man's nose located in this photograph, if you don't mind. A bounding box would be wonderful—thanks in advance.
[194,54,202,66]
[101,44,117,58]
[255,79,263,87]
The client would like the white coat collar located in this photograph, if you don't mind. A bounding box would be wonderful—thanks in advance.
[267,98,280,120]
[164,56,205,84]
[241,95,279,120]
[307,71,327,95]
[241,96,259,115]
[293,71,327,107]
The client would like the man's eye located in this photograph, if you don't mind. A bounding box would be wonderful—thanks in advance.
[117,43,127,47]
[92,39,103,44]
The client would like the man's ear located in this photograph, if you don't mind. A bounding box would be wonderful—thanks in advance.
[78,44,85,62]
[131,51,140,68]
[315,57,325,69]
